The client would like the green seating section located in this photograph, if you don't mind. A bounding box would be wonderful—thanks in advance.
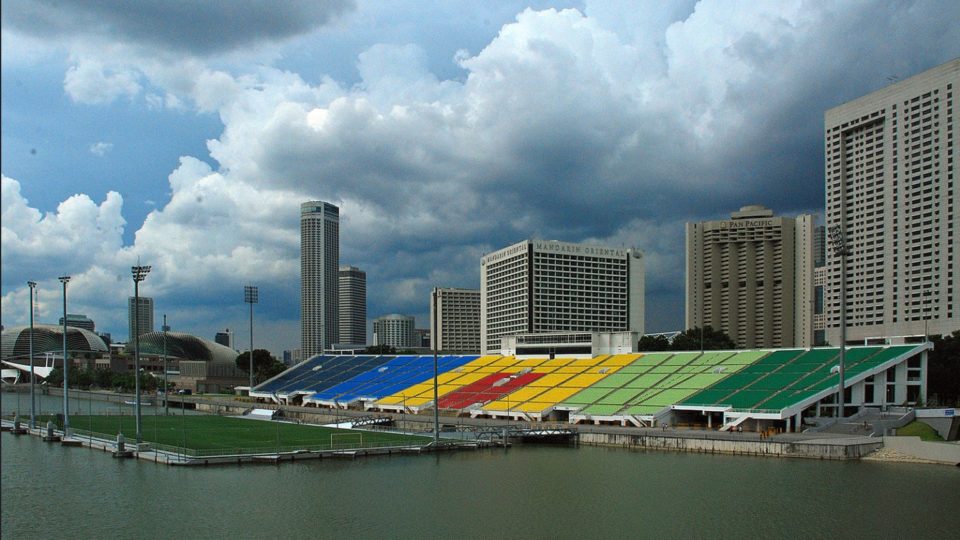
[681,345,918,411]
[563,350,764,417]
[556,345,922,418]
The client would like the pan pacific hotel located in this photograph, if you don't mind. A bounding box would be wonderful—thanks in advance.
[480,240,644,355]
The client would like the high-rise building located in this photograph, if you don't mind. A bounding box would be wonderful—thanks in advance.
[813,225,827,268]
[373,314,417,349]
[301,200,339,357]
[480,240,644,354]
[128,296,154,341]
[59,313,95,332]
[214,329,232,349]
[338,266,367,346]
[812,226,828,346]
[825,59,959,344]
[415,328,431,348]
[686,205,814,349]
[430,287,481,353]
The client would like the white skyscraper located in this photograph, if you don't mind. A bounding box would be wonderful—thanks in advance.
[480,240,644,354]
[339,265,367,346]
[824,59,959,343]
[301,201,339,357]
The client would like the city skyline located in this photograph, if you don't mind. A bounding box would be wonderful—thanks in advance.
[2,2,958,356]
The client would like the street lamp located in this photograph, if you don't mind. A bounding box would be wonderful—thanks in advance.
[828,225,850,419]
[58,275,70,435]
[244,285,258,393]
[27,281,37,429]
[132,264,151,444]
[163,314,170,415]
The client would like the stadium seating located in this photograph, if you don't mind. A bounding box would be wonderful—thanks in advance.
[303,355,478,406]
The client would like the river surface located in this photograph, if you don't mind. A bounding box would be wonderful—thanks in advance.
[2,392,959,539]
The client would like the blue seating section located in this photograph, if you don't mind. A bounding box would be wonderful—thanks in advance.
[307,355,478,405]
[253,355,391,396]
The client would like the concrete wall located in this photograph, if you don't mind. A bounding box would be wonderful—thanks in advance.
[915,408,959,440]
[882,436,960,465]
[579,432,881,460]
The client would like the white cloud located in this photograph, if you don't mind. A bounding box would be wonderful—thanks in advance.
[89,142,113,156]
[64,58,141,104]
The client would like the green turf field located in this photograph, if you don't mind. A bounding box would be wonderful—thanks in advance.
[51,414,430,456]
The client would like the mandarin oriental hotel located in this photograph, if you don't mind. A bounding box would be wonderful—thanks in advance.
[480,240,644,354]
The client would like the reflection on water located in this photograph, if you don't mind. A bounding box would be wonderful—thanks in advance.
[3,392,959,539]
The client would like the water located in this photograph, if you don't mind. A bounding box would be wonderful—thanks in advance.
[3,393,959,539]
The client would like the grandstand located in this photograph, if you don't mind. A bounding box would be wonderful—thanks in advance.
[251,343,930,433]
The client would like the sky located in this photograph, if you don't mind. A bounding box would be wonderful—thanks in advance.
[2,0,958,357]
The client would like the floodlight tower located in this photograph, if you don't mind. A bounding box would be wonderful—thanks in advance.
[828,225,850,418]
[132,264,151,444]
[244,285,258,393]
[432,289,439,445]
[58,275,71,435]
[27,281,37,429]
[162,314,170,415]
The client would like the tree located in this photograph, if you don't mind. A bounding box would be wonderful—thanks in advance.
[928,330,960,406]
[47,367,64,387]
[638,334,670,351]
[670,326,736,351]
[236,349,284,384]
[259,361,287,383]
[364,344,396,355]
[94,368,114,389]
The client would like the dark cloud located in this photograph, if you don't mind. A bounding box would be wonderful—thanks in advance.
[3,2,959,352]
[2,0,355,55]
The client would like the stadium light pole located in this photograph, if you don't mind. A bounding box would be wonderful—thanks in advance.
[132,264,151,444]
[432,288,439,444]
[828,225,850,419]
[244,285,258,393]
[163,314,170,415]
[27,281,37,429]
[58,275,71,435]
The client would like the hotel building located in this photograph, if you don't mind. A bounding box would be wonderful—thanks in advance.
[480,240,644,355]
[824,59,959,343]
[430,287,481,354]
[373,314,417,349]
[686,205,814,349]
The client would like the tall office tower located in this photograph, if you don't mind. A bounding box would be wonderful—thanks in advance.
[685,205,814,349]
[430,287,481,353]
[59,314,95,332]
[301,201,340,357]
[214,329,232,349]
[825,59,959,344]
[480,240,644,355]
[338,266,367,346]
[373,314,417,349]
[128,297,154,341]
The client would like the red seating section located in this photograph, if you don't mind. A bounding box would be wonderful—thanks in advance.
[438,372,545,409]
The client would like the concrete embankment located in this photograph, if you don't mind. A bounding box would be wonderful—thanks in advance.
[578,431,883,460]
